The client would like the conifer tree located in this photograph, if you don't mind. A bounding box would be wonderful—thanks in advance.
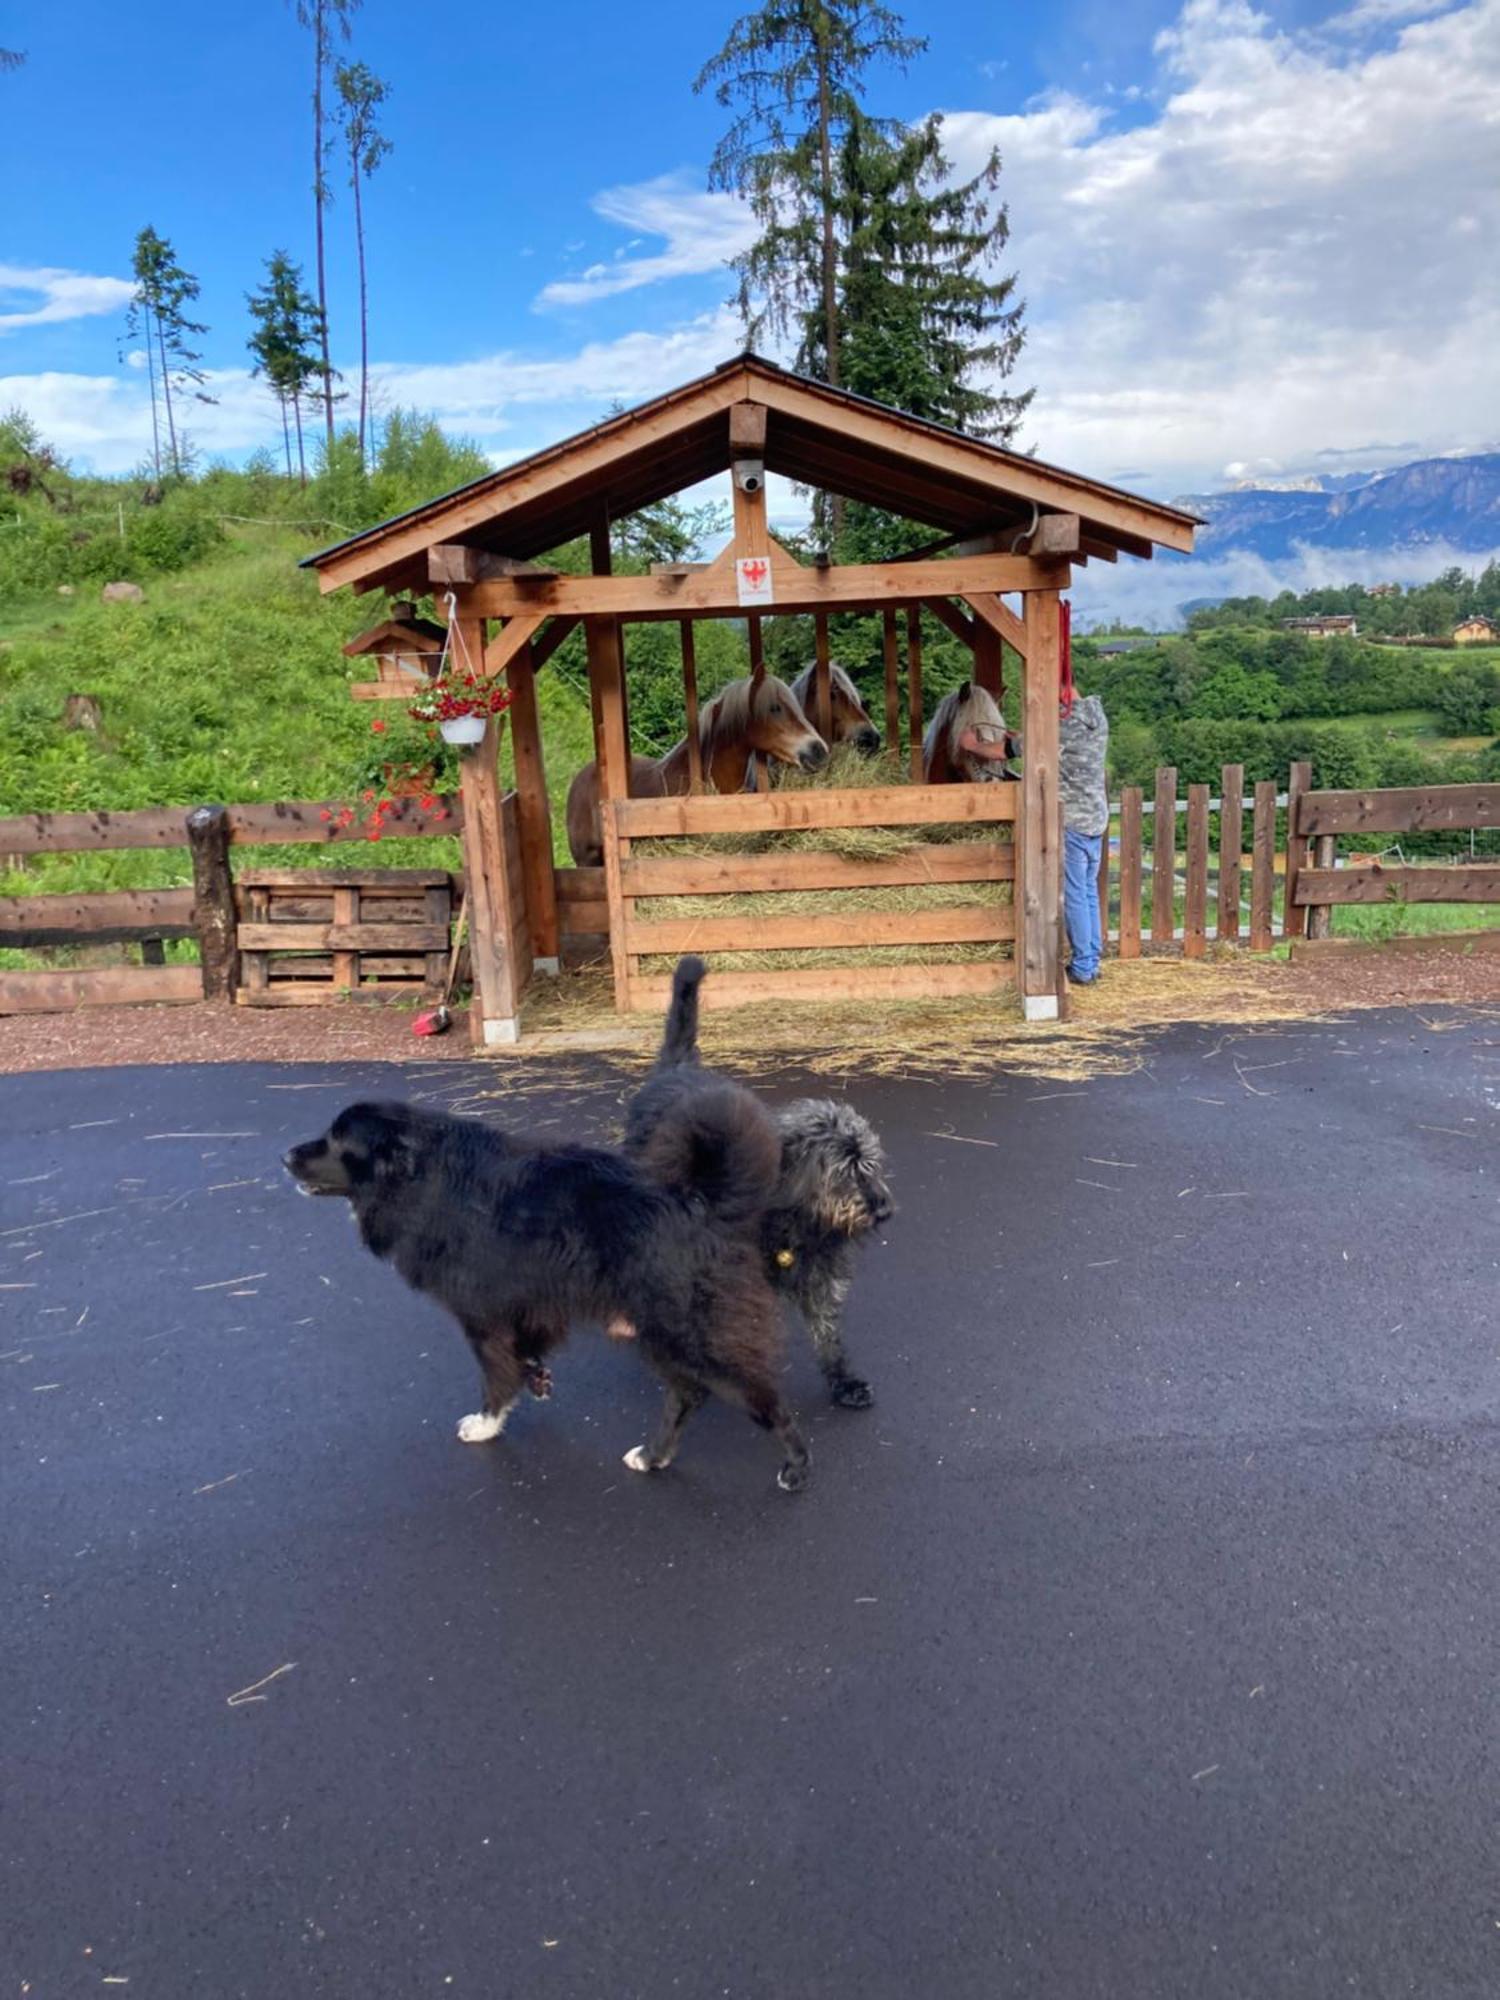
[126,228,215,482]
[246,251,325,484]
[333,60,392,467]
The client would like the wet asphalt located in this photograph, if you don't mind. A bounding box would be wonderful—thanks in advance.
[3,1009,1499,1998]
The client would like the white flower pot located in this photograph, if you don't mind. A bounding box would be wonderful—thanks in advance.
[439,714,488,746]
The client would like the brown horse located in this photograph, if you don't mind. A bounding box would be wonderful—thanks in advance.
[788,661,881,752]
[923,681,1021,784]
[565,673,828,866]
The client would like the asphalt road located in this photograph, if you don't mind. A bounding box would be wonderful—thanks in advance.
[3,1010,1499,1999]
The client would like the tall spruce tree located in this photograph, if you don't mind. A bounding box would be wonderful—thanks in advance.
[126,228,215,482]
[333,60,392,468]
[293,0,359,449]
[246,251,324,484]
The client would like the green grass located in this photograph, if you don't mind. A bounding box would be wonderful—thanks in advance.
[1332,900,1500,941]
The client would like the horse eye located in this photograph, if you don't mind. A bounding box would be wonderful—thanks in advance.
[771,704,783,716]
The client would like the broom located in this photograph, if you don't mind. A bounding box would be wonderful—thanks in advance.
[412,891,468,1037]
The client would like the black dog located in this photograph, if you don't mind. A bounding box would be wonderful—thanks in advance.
[284,1099,812,1491]
[624,957,894,1409]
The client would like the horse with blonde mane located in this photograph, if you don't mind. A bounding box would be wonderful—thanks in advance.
[565,673,828,866]
[788,661,881,753]
[923,682,1021,784]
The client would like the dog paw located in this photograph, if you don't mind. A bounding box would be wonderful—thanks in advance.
[776,1461,811,1494]
[524,1363,554,1400]
[832,1376,874,1410]
[623,1445,657,1474]
[456,1410,507,1444]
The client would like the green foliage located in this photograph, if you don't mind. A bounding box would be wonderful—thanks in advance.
[1186,562,1500,639]
[1434,658,1500,734]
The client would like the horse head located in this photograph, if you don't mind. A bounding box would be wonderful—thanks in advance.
[924,683,1020,784]
[707,674,828,774]
[789,662,881,753]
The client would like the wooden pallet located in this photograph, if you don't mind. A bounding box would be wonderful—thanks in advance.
[234,869,453,1007]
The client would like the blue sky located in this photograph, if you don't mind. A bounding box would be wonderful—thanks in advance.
[3,0,1497,551]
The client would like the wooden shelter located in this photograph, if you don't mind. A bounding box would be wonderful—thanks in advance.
[304,355,1196,1044]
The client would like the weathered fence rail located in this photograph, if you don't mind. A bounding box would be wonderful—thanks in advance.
[1291,781,1500,943]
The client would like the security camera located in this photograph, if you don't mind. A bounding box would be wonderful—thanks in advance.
[733,459,765,495]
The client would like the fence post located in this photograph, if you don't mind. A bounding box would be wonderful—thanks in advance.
[1307,834,1337,940]
[1250,780,1276,950]
[1284,762,1311,940]
[1218,763,1244,942]
[1152,766,1177,944]
[186,805,239,1001]
[1118,786,1143,958]
[1184,784,1209,958]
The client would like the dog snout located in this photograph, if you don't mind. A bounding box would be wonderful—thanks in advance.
[868,1190,895,1227]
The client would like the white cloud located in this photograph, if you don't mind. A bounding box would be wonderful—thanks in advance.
[936,0,1500,494]
[1325,0,1457,32]
[536,175,755,308]
[0,263,134,335]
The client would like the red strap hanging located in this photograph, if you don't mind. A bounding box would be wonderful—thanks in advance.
[1059,597,1075,717]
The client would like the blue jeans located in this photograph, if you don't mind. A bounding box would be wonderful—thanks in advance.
[1064,829,1104,980]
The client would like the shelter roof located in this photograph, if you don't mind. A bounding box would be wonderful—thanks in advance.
[304,354,1199,598]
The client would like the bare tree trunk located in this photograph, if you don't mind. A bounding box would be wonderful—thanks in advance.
[155,308,180,478]
[815,31,844,544]
[279,394,293,480]
[312,1,335,450]
[142,303,163,484]
[352,142,369,467]
[293,391,307,487]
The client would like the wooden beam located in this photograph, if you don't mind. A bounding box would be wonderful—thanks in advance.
[1295,863,1500,906]
[813,614,833,743]
[1297,783,1500,837]
[626,961,1012,1014]
[620,840,1011,898]
[1250,780,1276,951]
[507,643,560,967]
[450,609,521,1044]
[1283,761,1311,940]
[883,611,901,761]
[680,622,704,793]
[974,622,1004,702]
[906,605,925,784]
[1218,764,1244,942]
[0,965,201,1016]
[429,545,559,585]
[1020,590,1062,1018]
[961,591,1028,659]
[530,616,580,672]
[923,597,976,648]
[1152,767,1177,944]
[0,886,196,950]
[480,613,547,682]
[1031,513,1081,558]
[187,805,238,1000]
[729,402,767,454]
[731,468,770,560]
[456,553,1072,622]
[615,782,1015,838]
[587,617,632,815]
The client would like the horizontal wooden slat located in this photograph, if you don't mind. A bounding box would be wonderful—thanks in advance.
[626,905,1012,954]
[0,887,196,948]
[627,960,1014,1012]
[235,868,451,889]
[235,986,421,1008]
[0,807,193,855]
[621,840,1012,899]
[1297,785,1500,836]
[1295,865,1500,905]
[613,783,1017,838]
[237,921,449,951]
[554,867,606,904]
[1291,930,1500,961]
[0,965,201,1014]
[227,798,462,844]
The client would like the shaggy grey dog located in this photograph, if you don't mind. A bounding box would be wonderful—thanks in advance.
[625,957,894,1410]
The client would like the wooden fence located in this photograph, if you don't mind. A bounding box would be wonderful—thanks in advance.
[1290,780,1500,943]
[601,781,1017,1012]
[0,795,463,1016]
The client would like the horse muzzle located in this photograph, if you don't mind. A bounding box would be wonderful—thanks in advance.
[798,739,830,771]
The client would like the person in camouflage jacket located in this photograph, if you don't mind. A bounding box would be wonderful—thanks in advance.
[1058,694,1109,983]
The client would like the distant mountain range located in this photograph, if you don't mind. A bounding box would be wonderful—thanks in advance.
[1173,454,1500,565]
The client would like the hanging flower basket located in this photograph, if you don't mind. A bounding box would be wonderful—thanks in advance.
[438,713,488,746]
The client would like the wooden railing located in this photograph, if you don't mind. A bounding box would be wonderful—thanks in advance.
[602,782,1017,1012]
[1103,762,1290,958]
[1291,781,1500,942]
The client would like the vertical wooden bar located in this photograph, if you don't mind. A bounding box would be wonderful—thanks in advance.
[332,883,358,991]
[1152,765,1177,944]
[973,620,1004,702]
[185,804,238,1000]
[813,613,833,743]
[1118,786,1142,958]
[243,885,269,995]
[1055,801,1071,1022]
[680,621,704,794]
[589,515,630,760]
[423,883,449,996]
[883,610,900,762]
[600,798,632,1013]
[586,616,632,812]
[453,606,521,1045]
[1250,779,1276,951]
[1218,763,1244,941]
[1308,833,1337,940]
[905,605,925,783]
[747,614,765,682]
[1020,589,1062,1018]
[506,642,560,969]
[1184,784,1209,959]
[1283,760,1311,941]
[1096,810,1111,947]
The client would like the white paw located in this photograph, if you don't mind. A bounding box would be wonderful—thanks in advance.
[457,1410,507,1444]
[623,1445,654,1473]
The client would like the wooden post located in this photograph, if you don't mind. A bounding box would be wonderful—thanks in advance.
[1020,589,1062,1019]
[506,642,560,971]
[1308,833,1337,940]
[1097,813,1111,949]
[883,610,901,764]
[813,613,833,743]
[1118,786,1143,958]
[186,804,239,1001]
[973,620,1004,703]
[1218,763,1244,942]
[1152,766,1177,945]
[600,797,632,1013]
[680,621,704,793]
[1055,799,1071,1022]
[1184,784,1209,959]
[590,515,631,761]
[1284,761,1311,940]
[1250,780,1276,951]
[332,883,358,992]
[905,605,925,783]
[587,616,632,812]
[453,607,521,1045]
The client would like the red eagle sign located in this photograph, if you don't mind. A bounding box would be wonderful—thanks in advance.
[735,556,774,607]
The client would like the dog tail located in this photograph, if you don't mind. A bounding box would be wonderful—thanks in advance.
[656,954,706,1068]
[632,1078,781,1233]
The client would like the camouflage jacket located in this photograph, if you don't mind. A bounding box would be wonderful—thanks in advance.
[1058,695,1109,836]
